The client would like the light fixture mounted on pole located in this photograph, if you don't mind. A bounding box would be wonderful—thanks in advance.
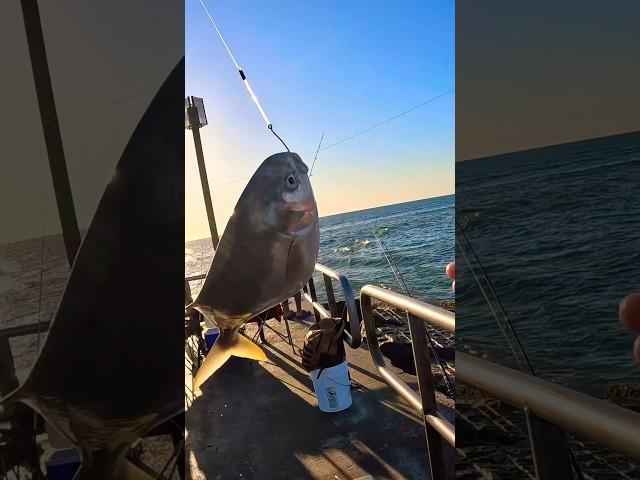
[185,96,219,248]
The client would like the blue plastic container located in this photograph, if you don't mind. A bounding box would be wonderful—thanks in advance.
[46,448,81,480]
[203,326,220,351]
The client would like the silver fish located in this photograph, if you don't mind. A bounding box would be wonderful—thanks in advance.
[190,151,319,390]
[1,60,184,480]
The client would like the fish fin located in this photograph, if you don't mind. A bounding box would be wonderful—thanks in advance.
[73,457,153,480]
[193,334,267,391]
[232,334,268,362]
[192,342,232,391]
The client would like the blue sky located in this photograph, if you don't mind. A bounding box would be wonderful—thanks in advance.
[186,0,454,240]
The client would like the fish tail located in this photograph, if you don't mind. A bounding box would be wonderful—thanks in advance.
[73,453,153,480]
[192,329,267,391]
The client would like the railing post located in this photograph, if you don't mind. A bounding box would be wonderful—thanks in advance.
[525,409,574,479]
[307,277,321,323]
[407,314,448,480]
[0,339,19,396]
[323,274,338,317]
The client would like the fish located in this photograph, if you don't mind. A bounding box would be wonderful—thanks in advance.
[189,151,320,390]
[1,59,185,480]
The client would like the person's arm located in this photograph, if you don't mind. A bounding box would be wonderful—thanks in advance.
[619,293,640,362]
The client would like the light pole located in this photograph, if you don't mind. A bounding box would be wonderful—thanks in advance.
[21,0,81,265]
[186,96,219,248]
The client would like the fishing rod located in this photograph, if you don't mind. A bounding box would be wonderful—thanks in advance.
[197,0,290,152]
[456,218,586,479]
[197,0,454,182]
[455,219,535,374]
[372,229,455,398]
[309,131,324,177]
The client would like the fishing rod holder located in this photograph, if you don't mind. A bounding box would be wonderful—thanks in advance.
[303,263,361,348]
[359,284,455,480]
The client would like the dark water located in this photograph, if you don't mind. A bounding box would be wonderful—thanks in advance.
[456,131,640,397]
[185,195,456,308]
[315,195,455,305]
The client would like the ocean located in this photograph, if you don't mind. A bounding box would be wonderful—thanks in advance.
[456,131,640,398]
[185,195,455,309]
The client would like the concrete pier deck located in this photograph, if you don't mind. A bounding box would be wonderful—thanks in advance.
[186,311,454,480]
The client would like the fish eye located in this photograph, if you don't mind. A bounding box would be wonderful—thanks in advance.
[286,174,297,186]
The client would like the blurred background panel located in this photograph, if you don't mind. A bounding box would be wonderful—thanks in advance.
[456,1,640,478]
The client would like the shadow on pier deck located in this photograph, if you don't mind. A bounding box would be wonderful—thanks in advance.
[186,318,454,480]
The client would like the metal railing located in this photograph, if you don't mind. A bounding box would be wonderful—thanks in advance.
[303,263,361,348]
[457,352,640,478]
[0,322,51,341]
[0,322,51,396]
[359,284,455,480]
[186,265,640,478]
[185,273,206,283]
[187,263,362,349]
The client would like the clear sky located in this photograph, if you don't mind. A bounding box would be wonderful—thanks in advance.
[186,0,454,241]
[457,1,640,161]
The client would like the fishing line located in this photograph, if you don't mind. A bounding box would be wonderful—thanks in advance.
[455,234,527,372]
[0,84,160,137]
[212,90,454,188]
[309,131,325,177]
[269,125,290,152]
[377,237,454,397]
[199,228,206,287]
[456,220,586,478]
[455,220,535,374]
[307,90,454,156]
[33,190,48,435]
[35,200,47,355]
[197,0,290,152]
[373,229,454,398]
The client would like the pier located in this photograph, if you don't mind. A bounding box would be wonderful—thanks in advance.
[185,309,455,480]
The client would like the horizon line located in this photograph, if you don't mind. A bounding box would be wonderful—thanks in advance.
[457,128,640,163]
[318,192,454,221]
[185,191,455,243]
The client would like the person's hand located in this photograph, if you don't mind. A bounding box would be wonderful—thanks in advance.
[619,293,640,362]
[446,261,455,293]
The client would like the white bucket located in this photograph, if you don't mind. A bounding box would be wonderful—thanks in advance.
[309,360,352,412]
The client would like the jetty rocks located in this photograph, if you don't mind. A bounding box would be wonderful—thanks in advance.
[337,297,455,398]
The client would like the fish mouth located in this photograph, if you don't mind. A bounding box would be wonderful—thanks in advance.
[281,198,314,228]
[286,209,315,230]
